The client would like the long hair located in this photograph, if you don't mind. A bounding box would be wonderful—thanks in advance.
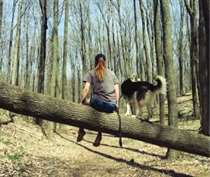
[95,54,106,81]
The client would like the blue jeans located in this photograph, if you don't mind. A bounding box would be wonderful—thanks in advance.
[90,96,116,113]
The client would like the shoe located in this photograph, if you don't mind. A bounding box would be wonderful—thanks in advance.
[93,132,102,147]
[77,129,86,142]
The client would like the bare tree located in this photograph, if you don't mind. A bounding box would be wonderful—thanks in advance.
[37,0,47,125]
[0,0,3,72]
[154,0,165,125]
[198,0,210,136]
[61,0,69,100]
[184,0,200,119]
[7,0,17,82]
[11,0,23,86]
[139,0,152,82]
[160,0,178,159]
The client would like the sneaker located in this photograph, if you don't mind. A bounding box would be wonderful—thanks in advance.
[76,129,86,142]
[93,132,102,147]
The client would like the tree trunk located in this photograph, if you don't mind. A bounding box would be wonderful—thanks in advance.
[133,0,139,77]
[184,0,200,119]
[24,10,30,90]
[154,0,165,125]
[0,0,3,72]
[7,0,16,82]
[0,81,210,157]
[160,0,178,159]
[37,0,47,124]
[62,0,69,100]
[178,1,185,96]
[198,0,210,136]
[11,0,22,86]
[139,0,152,82]
[79,2,87,74]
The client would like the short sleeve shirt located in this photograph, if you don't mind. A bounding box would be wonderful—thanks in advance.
[83,69,119,102]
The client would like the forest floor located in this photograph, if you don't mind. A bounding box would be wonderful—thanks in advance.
[0,94,210,177]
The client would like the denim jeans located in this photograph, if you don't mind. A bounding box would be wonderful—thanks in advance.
[90,96,116,113]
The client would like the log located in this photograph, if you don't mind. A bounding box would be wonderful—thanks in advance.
[0,81,210,157]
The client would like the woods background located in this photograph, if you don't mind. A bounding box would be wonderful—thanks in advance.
[0,0,209,135]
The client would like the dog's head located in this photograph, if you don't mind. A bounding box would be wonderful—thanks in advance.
[129,73,140,82]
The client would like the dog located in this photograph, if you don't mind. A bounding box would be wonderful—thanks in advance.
[121,75,166,120]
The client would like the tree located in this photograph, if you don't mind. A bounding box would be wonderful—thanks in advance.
[198,0,210,136]
[79,1,87,74]
[7,0,16,82]
[62,0,69,100]
[24,3,30,90]
[154,0,165,125]
[37,0,47,124]
[184,0,200,119]
[178,0,185,96]
[160,0,178,158]
[139,0,152,83]
[0,0,3,72]
[0,80,210,157]
[11,0,23,86]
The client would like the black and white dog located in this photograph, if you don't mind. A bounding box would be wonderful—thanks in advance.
[121,76,166,119]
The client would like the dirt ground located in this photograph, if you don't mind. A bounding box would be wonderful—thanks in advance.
[0,95,210,177]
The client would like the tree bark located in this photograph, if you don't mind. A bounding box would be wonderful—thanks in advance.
[38,0,47,94]
[184,0,200,119]
[62,0,69,100]
[79,2,87,74]
[0,0,3,72]
[198,0,210,136]
[11,0,22,86]
[0,81,210,157]
[160,0,178,159]
[37,0,47,125]
[154,0,165,125]
[178,1,185,96]
[7,0,16,82]
[139,0,152,82]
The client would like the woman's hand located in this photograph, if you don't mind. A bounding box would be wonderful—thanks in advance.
[81,82,90,104]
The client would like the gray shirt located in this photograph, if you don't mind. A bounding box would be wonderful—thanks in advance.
[83,69,119,102]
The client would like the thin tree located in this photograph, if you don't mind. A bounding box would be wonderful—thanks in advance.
[178,1,185,96]
[160,0,178,159]
[7,0,16,82]
[154,0,165,125]
[61,0,69,100]
[184,0,200,119]
[11,0,23,86]
[0,0,3,72]
[37,0,47,125]
[139,0,152,82]
[24,4,30,89]
[79,1,87,74]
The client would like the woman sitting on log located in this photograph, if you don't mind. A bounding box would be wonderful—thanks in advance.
[77,53,120,146]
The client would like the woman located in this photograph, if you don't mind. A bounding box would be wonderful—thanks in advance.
[77,53,120,146]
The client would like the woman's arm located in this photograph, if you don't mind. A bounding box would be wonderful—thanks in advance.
[114,84,120,110]
[81,82,90,104]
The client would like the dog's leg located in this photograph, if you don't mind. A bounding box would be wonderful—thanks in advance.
[146,105,153,121]
[136,100,144,119]
[125,102,132,116]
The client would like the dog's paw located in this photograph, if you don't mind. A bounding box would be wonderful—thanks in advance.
[131,115,137,118]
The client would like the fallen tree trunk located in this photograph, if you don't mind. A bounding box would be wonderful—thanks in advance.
[0,81,210,157]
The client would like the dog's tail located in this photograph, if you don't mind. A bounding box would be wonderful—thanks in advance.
[152,75,167,95]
